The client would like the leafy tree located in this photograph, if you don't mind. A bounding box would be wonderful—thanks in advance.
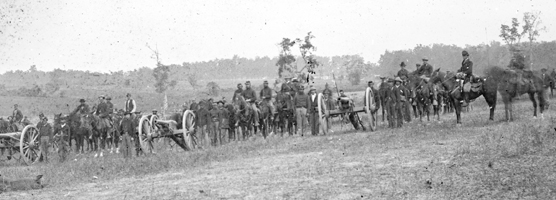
[275,32,320,83]
[522,11,546,69]
[500,17,526,70]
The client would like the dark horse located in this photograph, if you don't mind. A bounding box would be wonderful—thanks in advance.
[406,74,436,122]
[274,91,295,136]
[485,66,547,121]
[378,78,393,123]
[257,100,272,139]
[431,69,498,124]
[235,96,254,140]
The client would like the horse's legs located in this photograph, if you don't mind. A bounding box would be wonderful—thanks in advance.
[528,92,538,118]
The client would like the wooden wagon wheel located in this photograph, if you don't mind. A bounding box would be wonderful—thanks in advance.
[365,87,377,131]
[20,125,41,165]
[182,110,196,151]
[138,115,155,153]
[148,114,167,146]
[317,93,329,135]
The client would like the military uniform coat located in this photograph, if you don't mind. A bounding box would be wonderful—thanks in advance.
[458,58,473,77]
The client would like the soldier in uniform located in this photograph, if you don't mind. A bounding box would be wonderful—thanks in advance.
[38,116,52,162]
[260,80,276,115]
[541,68,551,101]
[293,85,308,136]
[11,104,23,128]
[208,101,220,146]
[458,50,473,107]
[241,81,260,126]
[125,93,137,118]
[94,95,109,157]
[391,77,404,128]
[232,83,243,103]
[119,112,134,159]
[72,99,90,115]
[397,62,409,83]
[417,58,433,77]
[306,86,319,136]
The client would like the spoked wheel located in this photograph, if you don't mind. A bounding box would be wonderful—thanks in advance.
[317,93,329,135]
[149,115,166,147]
[182,110,197,151]
[138,115,155,153]
[20,125,41,165]
[365,87,377,131]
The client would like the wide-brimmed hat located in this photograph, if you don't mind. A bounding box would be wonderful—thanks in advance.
[106,96,112,100]
[126,93,131,97]
[422,57,429,61]
[245,81,251,84]
[400,62,406,67]
[394,77,403,82]
[124,112,132,116]
[98,95,105,99]
[541,68,547,72]
[79,99,86,103]
[292,78,298,82]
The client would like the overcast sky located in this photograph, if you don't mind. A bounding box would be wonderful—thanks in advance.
[1,0,554,73]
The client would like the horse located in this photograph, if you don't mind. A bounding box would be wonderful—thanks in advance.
[66,112,86,154]
[485,66,547,121]
[430,69,498,124]
[78,113,96,154]
[274,91,295,136]
[256,100,273,139]
[405,73,435,122]
[226,104,239,141]
[378,79,393,123]
[235,96,254,140]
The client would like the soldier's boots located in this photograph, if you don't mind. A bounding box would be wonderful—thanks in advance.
[462,92,470,107]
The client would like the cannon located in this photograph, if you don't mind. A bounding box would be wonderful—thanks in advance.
[0,125,42,165]
[137,110,196,153]
[317,87,378,134]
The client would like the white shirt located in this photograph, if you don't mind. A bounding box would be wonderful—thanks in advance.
[311,94,316,102]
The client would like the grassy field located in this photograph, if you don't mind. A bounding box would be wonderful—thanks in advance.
[1,94,555,199]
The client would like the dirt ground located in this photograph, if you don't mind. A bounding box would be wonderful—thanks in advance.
[2,129,463,200]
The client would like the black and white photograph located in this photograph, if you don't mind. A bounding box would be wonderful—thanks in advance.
[1,0,556,199]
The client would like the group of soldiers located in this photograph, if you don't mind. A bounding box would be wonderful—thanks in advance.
[378,50,475,128]
[229,79,323,136]
[30,93,140,162]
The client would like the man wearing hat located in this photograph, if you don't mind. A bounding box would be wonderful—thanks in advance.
[417,57,433,77]
[260,80,276,115]
[38,116,52,162]
[94,95,109,157]
[241,81,260,126]
[119,112,134,159]
[72,99,90,115]
[293,85,308,135]
[291,78,301,94]
[306,85,320,136]
[232,83,243,104]
[11,104,23,125]
[457,50,473,107]
[124,93,137,117]
[391,77,404,128]
[397,62,409,82]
